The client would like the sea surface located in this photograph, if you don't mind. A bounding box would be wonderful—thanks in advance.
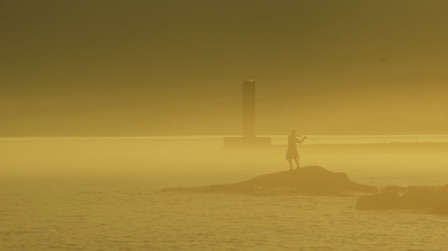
[1,136,448,250]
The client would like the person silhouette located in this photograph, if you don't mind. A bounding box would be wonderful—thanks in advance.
[285,130,307,170]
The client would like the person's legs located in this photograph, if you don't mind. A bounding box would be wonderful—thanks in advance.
[294,158,300,169]
[288,159,293,170]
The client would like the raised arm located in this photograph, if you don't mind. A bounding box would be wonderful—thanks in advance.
[298,135,307,144]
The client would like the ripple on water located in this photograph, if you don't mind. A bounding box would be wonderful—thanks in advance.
[1,181,448,250]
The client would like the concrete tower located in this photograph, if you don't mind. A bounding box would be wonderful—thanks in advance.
[223,80,271,147]
[243,79,256,138]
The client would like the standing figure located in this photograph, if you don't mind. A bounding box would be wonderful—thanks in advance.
[285,130,307,170]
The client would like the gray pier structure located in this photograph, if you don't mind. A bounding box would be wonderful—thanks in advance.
[223,80,272,147]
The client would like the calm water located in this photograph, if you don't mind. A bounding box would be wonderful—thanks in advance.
[1,136,448,250]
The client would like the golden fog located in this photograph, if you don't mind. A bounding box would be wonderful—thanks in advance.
[1,0,448,137]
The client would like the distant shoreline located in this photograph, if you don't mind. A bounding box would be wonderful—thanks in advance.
[2,135,448,147]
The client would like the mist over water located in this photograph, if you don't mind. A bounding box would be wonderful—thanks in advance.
[4,1,448,249]
[2,136,448,250]
[2,135,448,187]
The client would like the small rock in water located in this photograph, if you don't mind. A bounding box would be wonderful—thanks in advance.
[357,184,448,213]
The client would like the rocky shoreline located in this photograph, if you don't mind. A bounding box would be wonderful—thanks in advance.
[162,166,377,195]
[356,185,448,215]
[163,166,448,215]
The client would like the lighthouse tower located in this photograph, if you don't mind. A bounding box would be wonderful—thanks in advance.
[242,79,256,138]
[223,80,272,147]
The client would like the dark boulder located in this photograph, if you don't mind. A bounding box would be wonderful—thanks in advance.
[400,188,437,209]
[356,191,401,210]
[357,185,448,211]
[428,185,448,215]
[428,199,448,215]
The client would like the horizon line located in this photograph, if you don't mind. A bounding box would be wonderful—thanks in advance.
[2,134,448,140]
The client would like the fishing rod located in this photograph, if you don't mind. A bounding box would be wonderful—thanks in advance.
[304,136,324,145]
[300,135,339,150]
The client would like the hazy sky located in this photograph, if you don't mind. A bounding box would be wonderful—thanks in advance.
[2,0,448,136]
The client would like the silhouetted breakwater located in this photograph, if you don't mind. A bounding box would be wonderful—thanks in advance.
[220,142,448,155]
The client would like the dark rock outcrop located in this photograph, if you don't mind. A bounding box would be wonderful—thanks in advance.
[356,191,402,210]
[428,199,448,215]
[428,185,448,215]
[162,166,378,196]
[356,189,436,210]
[357,185,448,213]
